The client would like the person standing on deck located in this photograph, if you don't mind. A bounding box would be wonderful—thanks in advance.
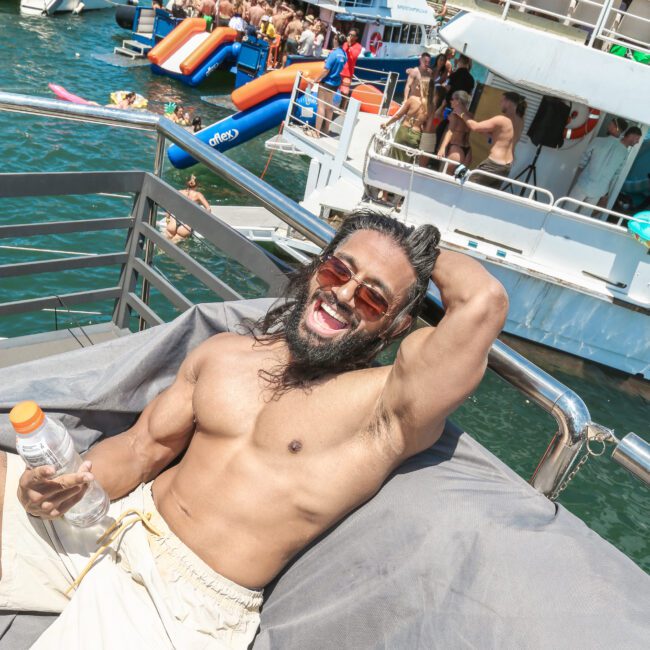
[381,81,430,163]
[569,121,641,214]
[216,0,234,25]
[298,15,316,56]
[307,32,348,138]
[283,9,304,66]
[312,19,325,57]
[247,0,265,27]
[1,209,508,649]
[340,28,363,110]
[404,52,433,100]
[446,54,474,97]
[437,90,473,173]
[453,91,526,189]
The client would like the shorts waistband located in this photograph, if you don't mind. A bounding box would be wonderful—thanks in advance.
[142,484,263,612]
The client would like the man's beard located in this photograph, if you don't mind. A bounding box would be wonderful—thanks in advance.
[283,281,383,379]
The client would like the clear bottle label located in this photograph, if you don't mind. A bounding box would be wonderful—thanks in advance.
[18,442,64,471]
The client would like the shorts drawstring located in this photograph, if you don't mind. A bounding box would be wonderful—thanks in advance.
[65,509,162,596]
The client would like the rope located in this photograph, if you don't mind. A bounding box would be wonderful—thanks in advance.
[260,122,284,180]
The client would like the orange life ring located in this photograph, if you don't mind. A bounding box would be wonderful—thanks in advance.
[564,107,600,140]
[369,31,382,55]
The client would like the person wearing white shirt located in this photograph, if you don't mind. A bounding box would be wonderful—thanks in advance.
[569,121,641,213]
[312,20,325,57]
[298,16,315,56]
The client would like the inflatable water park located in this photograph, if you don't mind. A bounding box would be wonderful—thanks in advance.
[167,60,399,169]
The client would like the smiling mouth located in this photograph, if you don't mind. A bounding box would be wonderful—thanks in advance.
[305,297,351,337]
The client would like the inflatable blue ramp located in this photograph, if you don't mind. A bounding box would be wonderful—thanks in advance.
[168,94,291,169]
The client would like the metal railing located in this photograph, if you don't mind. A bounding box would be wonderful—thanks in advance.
[0,90,648,497]
[369,132,555,205]
[498,0,650,55]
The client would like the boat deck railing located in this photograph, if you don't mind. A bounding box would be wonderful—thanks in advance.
[485,0,650,56]
[0,90,648,497]
[370,130,649,228]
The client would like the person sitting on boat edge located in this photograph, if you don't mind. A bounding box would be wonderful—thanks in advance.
[453,90,526,189]
[0,209,508,648]
[165,174,211,243]
[306,32,348,138]
[380,79,430,163]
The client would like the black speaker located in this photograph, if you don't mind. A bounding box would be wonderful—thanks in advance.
[527,96,571,149]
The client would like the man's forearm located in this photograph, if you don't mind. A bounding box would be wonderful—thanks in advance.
[84,431,149,501]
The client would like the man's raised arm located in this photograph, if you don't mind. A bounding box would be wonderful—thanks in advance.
[454,102,505,134]
[382,250,508,447]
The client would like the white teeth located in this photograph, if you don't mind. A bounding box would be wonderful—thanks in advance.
[321,302,347,325]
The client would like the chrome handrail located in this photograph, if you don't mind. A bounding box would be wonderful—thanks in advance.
[0,90,647,497]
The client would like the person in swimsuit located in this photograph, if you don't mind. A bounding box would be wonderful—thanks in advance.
[437,90,473,174]
[165,175,211,243]
[419,84,447,167]
[432,53,449,85]
[282,9,303,66]
[381,80,430,163]
[403,52,433,100]
[454,91,526,189]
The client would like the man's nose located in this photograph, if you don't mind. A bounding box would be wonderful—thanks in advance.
[331,279,358,307]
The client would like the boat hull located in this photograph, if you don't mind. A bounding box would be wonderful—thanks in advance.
[20,0,116,15]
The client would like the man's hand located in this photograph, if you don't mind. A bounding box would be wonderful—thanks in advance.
[18,461,94,519]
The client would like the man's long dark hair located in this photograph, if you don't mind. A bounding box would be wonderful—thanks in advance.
[246,209,441,393]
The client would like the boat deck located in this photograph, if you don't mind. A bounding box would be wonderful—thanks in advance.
[0,322,130,369]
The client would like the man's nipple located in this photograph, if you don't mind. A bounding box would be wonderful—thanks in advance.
[288,439,303,453]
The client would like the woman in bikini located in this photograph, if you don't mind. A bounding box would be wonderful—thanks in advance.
[437,90,473,174]
[380,80,430,163]
[165,175,211,243]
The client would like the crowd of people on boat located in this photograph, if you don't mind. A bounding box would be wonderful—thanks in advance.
[156,0,332,68]
[380,50,525,189]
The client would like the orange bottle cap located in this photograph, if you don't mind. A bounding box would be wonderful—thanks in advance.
[9,401,45,435]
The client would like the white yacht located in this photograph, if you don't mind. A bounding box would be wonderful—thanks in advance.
[20,0,121,16]
[267,0,650,380]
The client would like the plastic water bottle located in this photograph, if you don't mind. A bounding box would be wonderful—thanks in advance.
[10,401,109,527]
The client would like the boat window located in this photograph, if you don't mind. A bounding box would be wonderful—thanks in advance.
[400,25,410,43]
[384,26,393,43]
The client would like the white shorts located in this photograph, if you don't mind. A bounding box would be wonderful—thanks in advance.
[420,131,437,153]
[0,453,262,649]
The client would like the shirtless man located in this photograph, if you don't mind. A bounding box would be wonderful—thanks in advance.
[217,0,234,25]
[404,52,432,100]
[454,91,526,189]
[282,9,303,66]
[0,210,508,648]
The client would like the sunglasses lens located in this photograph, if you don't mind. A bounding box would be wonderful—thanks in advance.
[317,257,350,286]
[357,285,389,319]
[316,256,388,321]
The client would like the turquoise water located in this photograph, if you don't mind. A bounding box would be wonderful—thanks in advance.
[1,5,649,572]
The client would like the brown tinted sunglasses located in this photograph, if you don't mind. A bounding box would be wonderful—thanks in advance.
[316,255,389,321]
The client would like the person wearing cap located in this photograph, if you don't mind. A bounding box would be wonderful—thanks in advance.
[298,14,315,56]
[258,13,276,42]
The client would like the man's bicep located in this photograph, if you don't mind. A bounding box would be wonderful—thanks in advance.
[384,295,505,436]
[129,339,211,468]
